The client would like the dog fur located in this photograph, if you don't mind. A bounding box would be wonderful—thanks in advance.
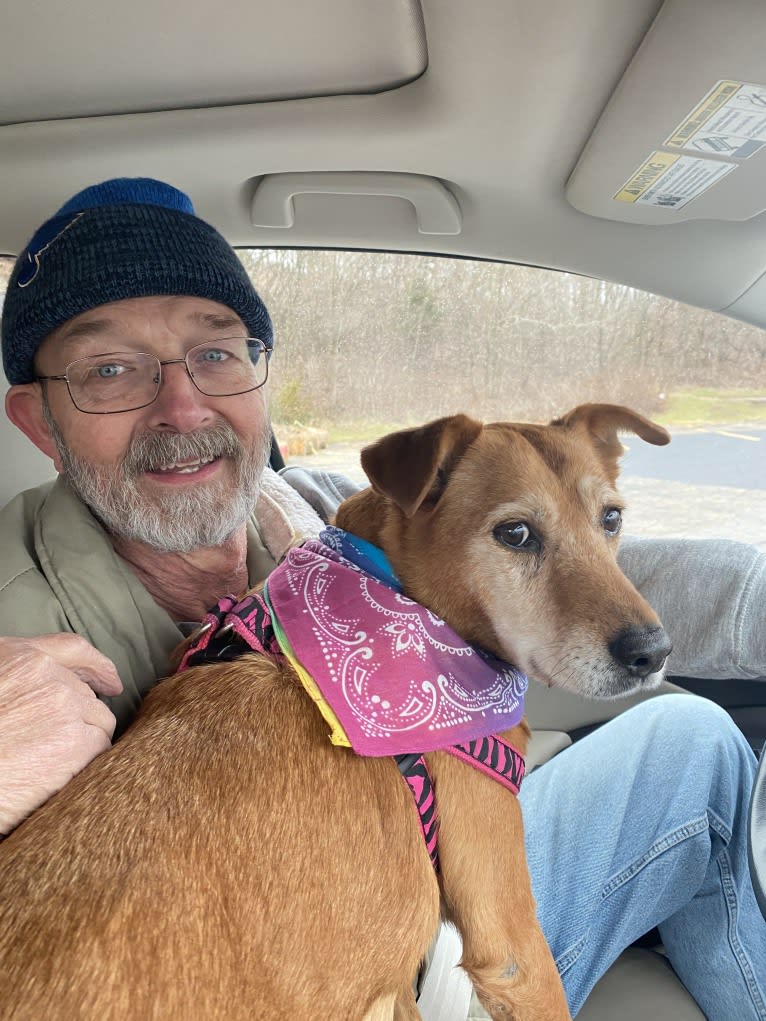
[0,404,671,1021]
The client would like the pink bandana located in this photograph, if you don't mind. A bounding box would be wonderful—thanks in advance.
[264,538,527,757]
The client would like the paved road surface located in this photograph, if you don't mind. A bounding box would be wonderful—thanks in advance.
[621,426,764,491]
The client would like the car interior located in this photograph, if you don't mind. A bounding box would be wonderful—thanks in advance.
[1,1,765,1018]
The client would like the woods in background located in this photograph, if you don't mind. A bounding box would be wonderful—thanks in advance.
[238,250,766,427]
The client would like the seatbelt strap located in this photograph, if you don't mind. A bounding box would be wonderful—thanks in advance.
[416,924,473,1021]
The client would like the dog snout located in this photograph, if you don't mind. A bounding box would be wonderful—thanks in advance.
[608,626,672,678]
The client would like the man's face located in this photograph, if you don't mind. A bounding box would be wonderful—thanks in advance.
[29,295,271,552]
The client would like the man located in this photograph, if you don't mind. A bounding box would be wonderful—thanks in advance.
[1,178,764,1020]
[0,176,354,832]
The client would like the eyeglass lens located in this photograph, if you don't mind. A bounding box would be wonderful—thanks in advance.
[64,338,268,413]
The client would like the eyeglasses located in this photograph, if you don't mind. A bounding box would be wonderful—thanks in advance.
[36,337,270,414]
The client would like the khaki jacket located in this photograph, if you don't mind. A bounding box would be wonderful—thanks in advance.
[0,470,326,733]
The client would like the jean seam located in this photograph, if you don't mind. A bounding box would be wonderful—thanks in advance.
[717,848,766,1021]
[707,806,733,844]
[600,816,709,899]
[554,931,588,976]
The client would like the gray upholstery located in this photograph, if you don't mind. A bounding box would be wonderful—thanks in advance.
[526,730,572,772]
[577,949,706,1020]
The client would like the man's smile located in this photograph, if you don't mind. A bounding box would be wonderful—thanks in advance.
[144,455,222,481]
[153,455,216,474]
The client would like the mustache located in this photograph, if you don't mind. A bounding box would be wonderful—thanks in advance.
[123,424,245,475]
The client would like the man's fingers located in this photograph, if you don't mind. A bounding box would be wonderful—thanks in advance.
[72,667,123,698]
[79,691,118,740]
[26,633,123,696]
[41,660,119,737]
[0,635,121,833]
[79,721,115,763]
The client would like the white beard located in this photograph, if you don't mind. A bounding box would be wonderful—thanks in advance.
[44,408,270,553]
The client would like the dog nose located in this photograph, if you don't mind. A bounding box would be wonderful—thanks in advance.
[608,626,673,678]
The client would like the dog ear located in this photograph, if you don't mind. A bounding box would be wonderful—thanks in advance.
[361,414,483,517]
[552,403,670,466]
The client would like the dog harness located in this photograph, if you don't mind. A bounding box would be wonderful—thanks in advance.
[179,527,527,871]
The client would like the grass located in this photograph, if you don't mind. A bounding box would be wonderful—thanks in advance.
[293,389,766,446]
[324,420,409,445]
[655,388,766,427]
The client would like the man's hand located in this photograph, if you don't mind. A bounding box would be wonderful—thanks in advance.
[0,634,123,836]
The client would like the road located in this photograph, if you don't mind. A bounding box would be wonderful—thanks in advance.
[621,426,764,491]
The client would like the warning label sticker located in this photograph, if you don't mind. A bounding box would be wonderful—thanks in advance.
[614,151,736,208]
[666,80,766,159]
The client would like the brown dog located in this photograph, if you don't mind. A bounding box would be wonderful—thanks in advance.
[0,404,671,1021]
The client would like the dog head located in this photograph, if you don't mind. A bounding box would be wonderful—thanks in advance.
[336,404,672,700]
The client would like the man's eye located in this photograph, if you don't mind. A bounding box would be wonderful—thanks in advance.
[492,521,540,552]
[200,348,228,363]
[603,507,623,535]
[93,363,126,379]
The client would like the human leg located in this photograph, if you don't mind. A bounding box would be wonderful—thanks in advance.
[520,694,766,1020]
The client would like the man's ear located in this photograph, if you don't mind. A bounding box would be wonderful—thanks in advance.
[5,385,60,465]
[360,414,483,517]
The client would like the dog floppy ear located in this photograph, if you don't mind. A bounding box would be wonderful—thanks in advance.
[552,403,669,472]
[361,414,483,517]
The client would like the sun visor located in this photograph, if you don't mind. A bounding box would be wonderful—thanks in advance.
[566,0,766,224]
[0,0,427,124]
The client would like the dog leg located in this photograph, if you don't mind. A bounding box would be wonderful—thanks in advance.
[362,992,398,1021]
[461,925,570,1021]
[393,983,422,1021]
[428,753,571,1021]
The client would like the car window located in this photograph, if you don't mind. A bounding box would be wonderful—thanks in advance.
[0,258,10,304]
[3,250,765,548]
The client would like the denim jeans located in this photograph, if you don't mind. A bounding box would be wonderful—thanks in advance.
[520,694,766,1020]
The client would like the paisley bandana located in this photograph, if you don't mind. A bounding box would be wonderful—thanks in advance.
[179,528,527,870]
[262,527,528,757]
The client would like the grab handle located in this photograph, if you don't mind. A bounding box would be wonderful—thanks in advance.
[251,171,462,235]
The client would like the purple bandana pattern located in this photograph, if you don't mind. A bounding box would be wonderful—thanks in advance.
[264,538,527,756]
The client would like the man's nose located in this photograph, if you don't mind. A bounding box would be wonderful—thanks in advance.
[146,359,215,432]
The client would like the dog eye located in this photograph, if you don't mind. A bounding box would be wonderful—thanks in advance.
[493,522,540,552]
[602,507,622,535]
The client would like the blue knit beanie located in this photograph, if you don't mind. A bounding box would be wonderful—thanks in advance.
[1,178,273,385]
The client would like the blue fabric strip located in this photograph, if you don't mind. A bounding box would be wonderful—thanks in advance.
[320,524,403,593]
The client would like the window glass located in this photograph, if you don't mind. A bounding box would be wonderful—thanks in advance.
[238,250,766,549]
[2,251,764,547]
[0,257,10,308]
